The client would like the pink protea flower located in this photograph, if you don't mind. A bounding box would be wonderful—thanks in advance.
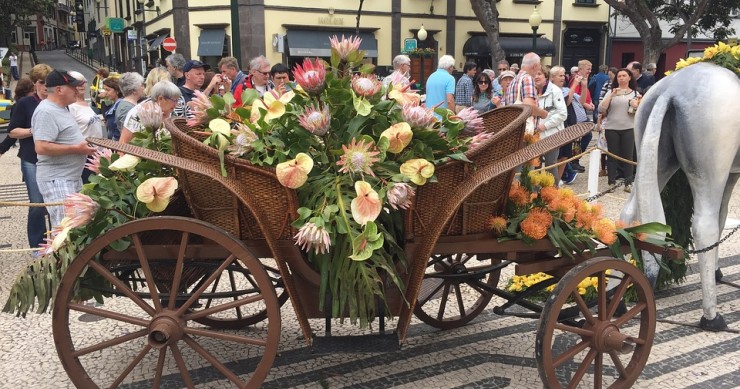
[336,138,380,177]
[84,148,112,174]
[386,183,415,210]
[386,72,411,90]
[351,75,382,98]
[63,193,99,229]
[229,123,258,156]
[401,103,437,128]
[294,222,331,254]
[276,153,314,189]
[293,58,327,95]
[298,104,331,136]
[467,132,494,152]
[188,90,213,126]
[137,100,164,130]
[380,122,413,153]
[329,35,362,61]
[351,181,382,225]
[451,107,484,136]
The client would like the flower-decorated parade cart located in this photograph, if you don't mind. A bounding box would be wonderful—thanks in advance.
[9,37,684,389]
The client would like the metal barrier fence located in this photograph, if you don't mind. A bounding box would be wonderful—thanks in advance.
[64,48,120,73]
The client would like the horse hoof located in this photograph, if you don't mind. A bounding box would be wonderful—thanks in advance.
[716,269,723,282]
[699,313,728,331]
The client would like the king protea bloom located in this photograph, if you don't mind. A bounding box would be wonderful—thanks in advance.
[330,35,362,61]
[351,181,382,225]
[136,177,179,212]
[137,100,164,130]
[401,103,437,128]
[63,193,99,229]
[298,104,331,136]
[400,158,435,185]
[451,107,484,136]
[51,226,71,252]
[380,122,413,153]
[276,153,314,189]
[386,183,415,210]
[294,222,331,254]
[188,90,213,126]
[351,75,382,98]
[337,138,380,177]
[109,154,140,171]
[84,148,112,174]
[388,83,421,106]
[229,123,258,156]
[293,58,326,95]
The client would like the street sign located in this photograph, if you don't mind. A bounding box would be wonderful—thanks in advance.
[101,27,111,37]
[404,38,417,53]
[127,30,138,41]
[162,37,177,52]
[106,17,125,33]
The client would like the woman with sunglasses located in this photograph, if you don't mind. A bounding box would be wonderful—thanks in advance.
[471,73,501,113]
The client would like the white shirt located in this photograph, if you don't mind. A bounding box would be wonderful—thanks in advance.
[68,102,104,139]
[9,55,17,67]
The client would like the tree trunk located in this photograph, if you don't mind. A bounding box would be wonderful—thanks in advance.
[470,0,506,63]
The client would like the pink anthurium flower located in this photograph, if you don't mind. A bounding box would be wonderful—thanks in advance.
[388,83,421,106]
[276,153,314,189]
[108,154,140,171]
[400,158,435,185]
[136,177,179,212]
[380,122,413,153]
[350,181,382,225]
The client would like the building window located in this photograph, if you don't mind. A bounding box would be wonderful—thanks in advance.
[575,0,596,3]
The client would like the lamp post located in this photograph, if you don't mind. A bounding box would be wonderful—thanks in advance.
[418,25,427,93]
[528,7,542,53]
[135,1,160,73]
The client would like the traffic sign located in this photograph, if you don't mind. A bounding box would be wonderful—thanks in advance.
[106,17,125,33]
[404,38,417,53]
[101,27,111,37]
[162,37,177,52]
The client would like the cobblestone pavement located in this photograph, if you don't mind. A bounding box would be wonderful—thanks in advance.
[0,51,738,388]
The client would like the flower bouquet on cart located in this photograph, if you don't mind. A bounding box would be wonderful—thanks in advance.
[186,36,483,327]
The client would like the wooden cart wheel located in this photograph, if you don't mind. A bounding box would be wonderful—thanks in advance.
[192,259,289,329]
[53,216,281,389]
[414,253,501,329]
[535,257,656,389]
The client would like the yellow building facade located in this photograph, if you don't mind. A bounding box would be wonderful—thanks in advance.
[87,0,609,75]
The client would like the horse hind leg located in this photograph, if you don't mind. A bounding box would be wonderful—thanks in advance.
[714,173,740,282]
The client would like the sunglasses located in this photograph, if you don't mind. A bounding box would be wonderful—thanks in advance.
[257,71,270,76]
[478,80,490,85]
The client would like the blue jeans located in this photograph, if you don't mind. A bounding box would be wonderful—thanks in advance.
[10,66,19,80]
[21,160,47,248]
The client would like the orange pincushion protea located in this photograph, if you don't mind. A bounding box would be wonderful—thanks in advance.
[576,201,603,230]
[592,218,618,245]
[509,181,531,207]
[520,208,553,240]
[488,216,508,234]
[540,186,560,205]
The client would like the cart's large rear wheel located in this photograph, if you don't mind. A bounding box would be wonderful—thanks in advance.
[536,257,656,389]
[414,253,501,329]
[53,217,281,389]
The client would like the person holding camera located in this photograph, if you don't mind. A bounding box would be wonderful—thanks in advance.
[598,68,641,193]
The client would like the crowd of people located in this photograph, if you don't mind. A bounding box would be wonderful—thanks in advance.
[423,52,657,190]
[0,49,658,253]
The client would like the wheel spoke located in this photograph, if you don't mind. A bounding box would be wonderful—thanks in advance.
[454,284,466,316]
[152,348,166,389]
[598,272,607,321]
[69,302,149,327]
[612,302,647,327]
[553,339,591,368]
[168,232,190,310]
[436,283,452,321]
[463,280,490,296]
[418,279,445,306]
[170,344,195,389]
[184,326,268,347]
[182,335,246,386]
[108,344,152,388]
[572,291,596,325]
[87,260,156,316]
[554,323,594,338]
[228,270,243,320]
[175,254,237,316]
[608,350,628,376]
[460,254,473,265]
[567,347,597,389]
[428,255,450,270]
[203,277,221,310]
[132,233,163,312]
[606,275,632,320]
[72,328,148,357]
[594,351,603,389]
[184,293,264,321]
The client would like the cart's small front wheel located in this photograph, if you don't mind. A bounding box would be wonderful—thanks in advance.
[414,253,501,329]
[536,257,656,389]
[53,216,281,388]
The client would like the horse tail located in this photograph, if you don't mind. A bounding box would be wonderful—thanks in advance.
[634,93,672,286]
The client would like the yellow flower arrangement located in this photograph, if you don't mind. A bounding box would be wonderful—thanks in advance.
[668,41,740,76]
